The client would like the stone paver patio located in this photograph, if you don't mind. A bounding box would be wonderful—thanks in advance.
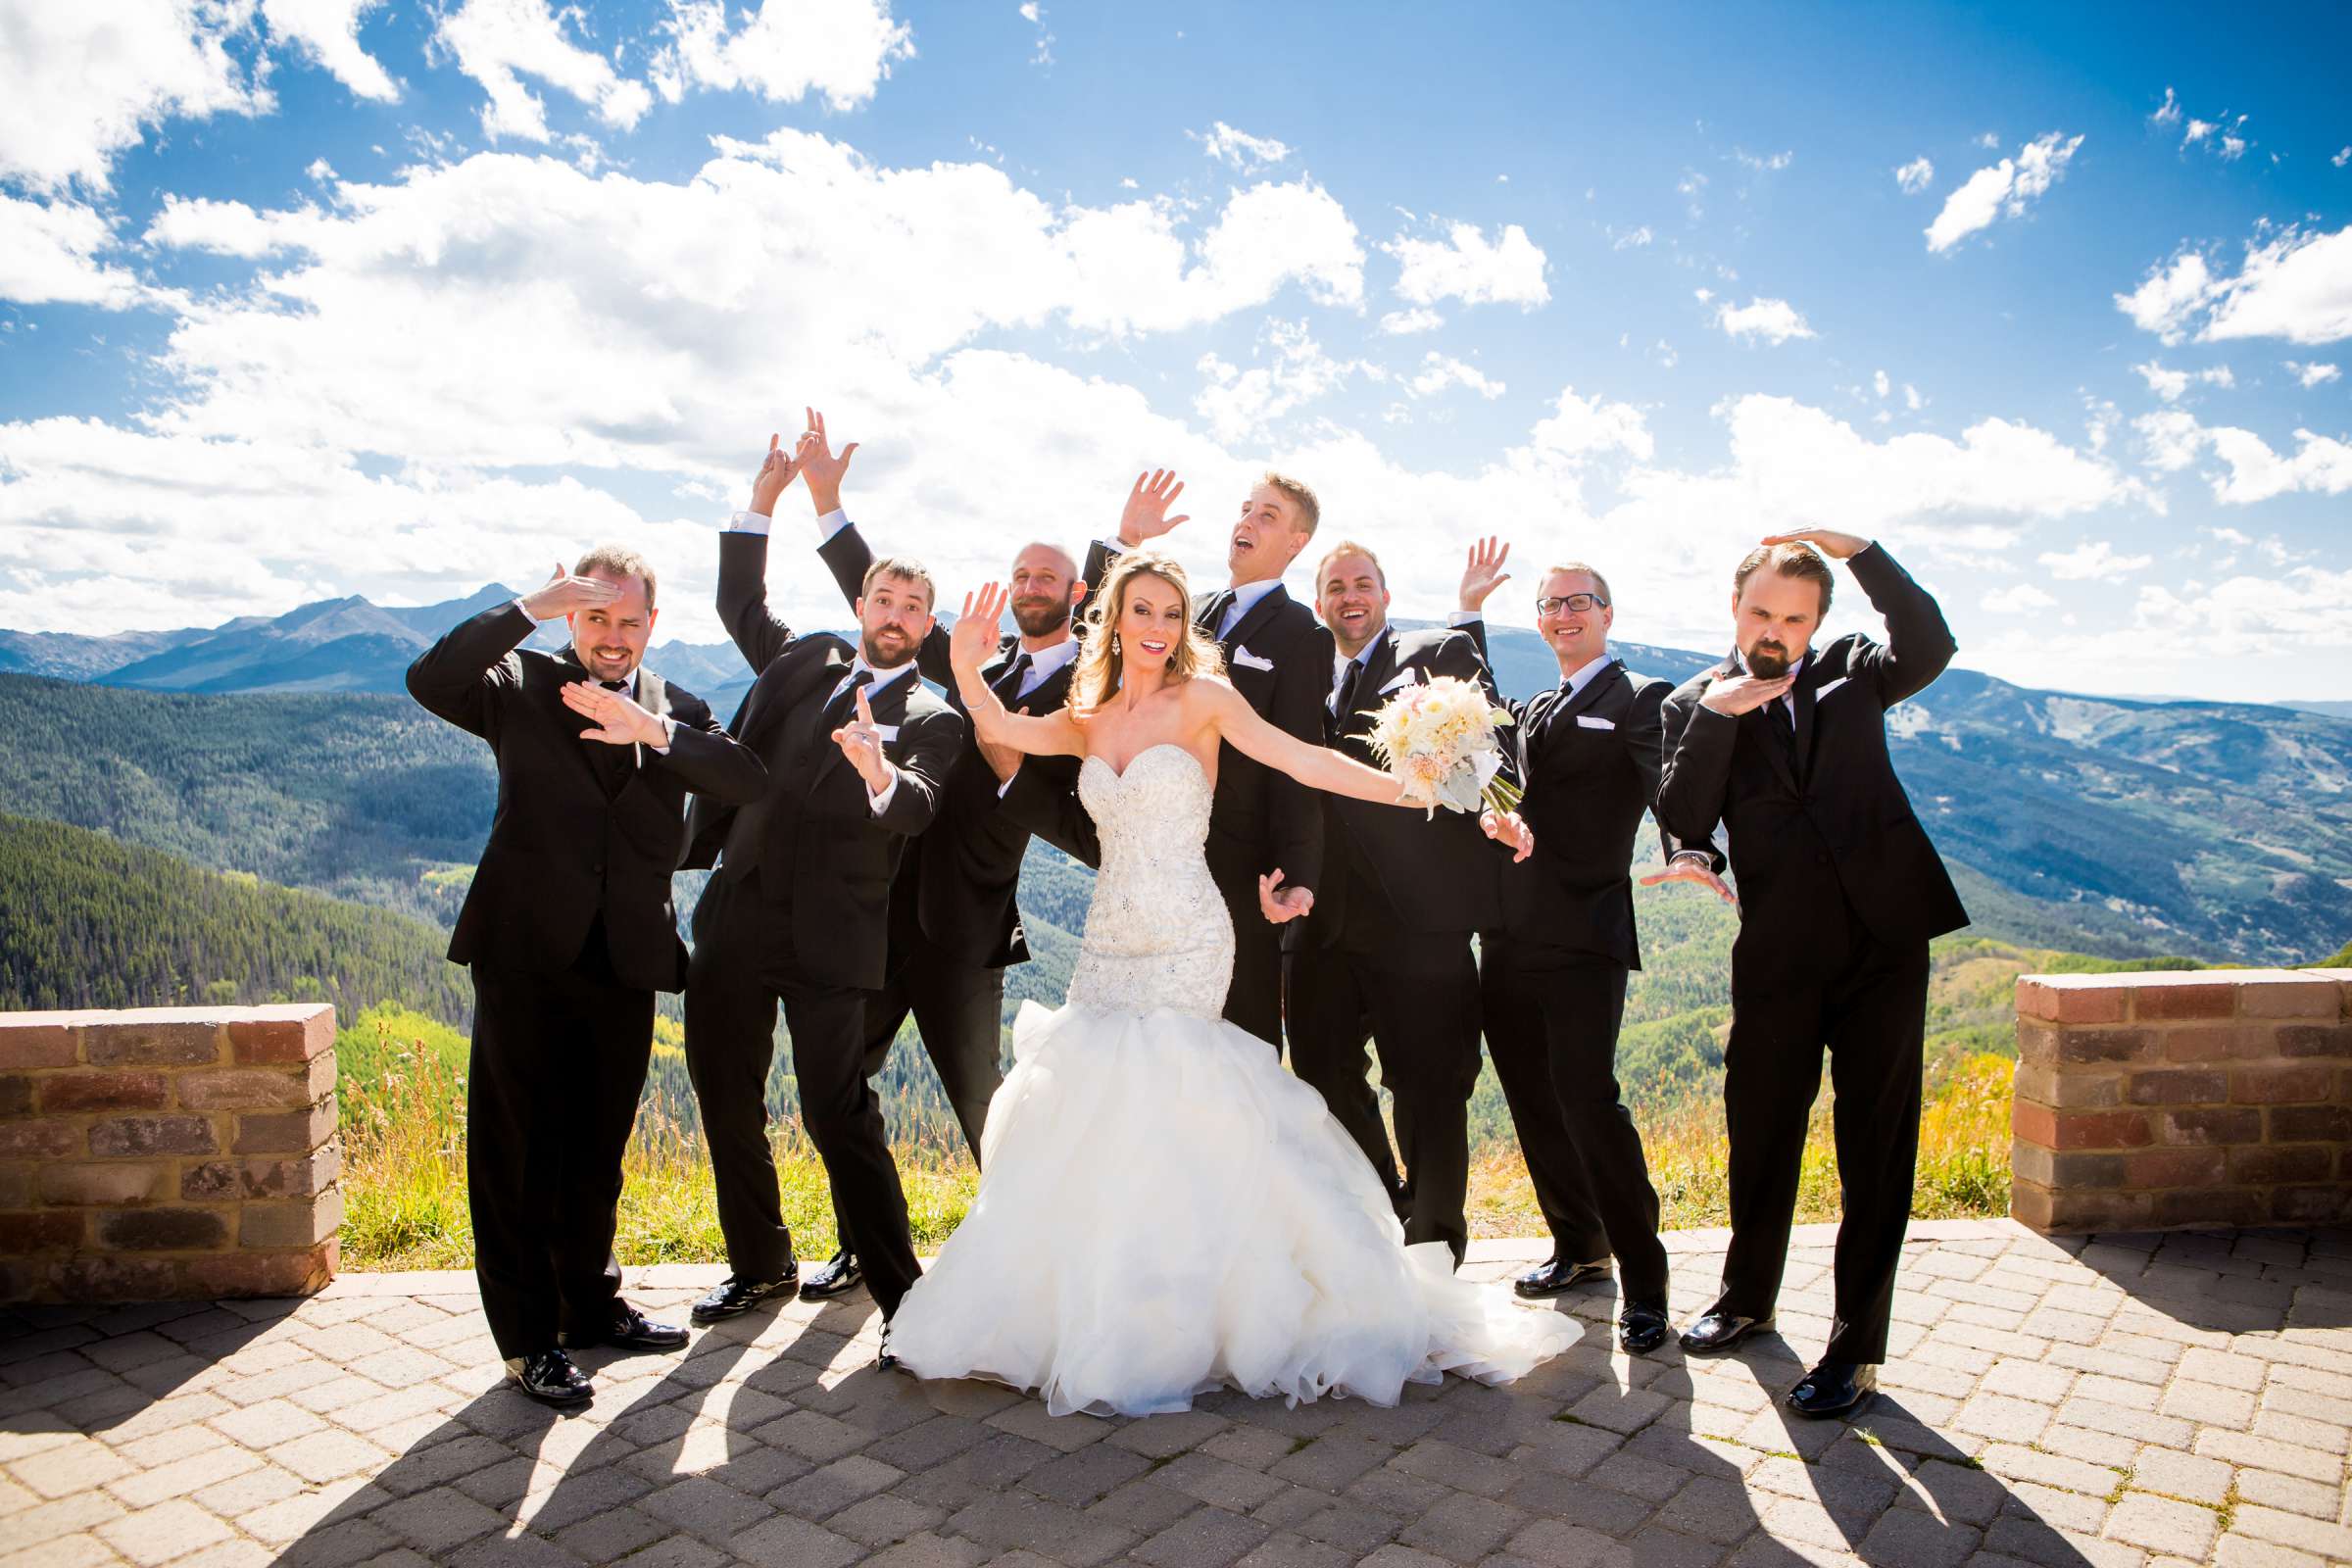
[3,1220,2349,1568]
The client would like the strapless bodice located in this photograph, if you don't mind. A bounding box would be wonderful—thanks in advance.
[1065,745,1234,1019]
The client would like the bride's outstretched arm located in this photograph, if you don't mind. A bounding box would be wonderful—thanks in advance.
[1192,678,1410,807]
[949,583,1085,759]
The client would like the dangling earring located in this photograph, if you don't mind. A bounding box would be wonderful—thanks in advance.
[1110,634,1121,655]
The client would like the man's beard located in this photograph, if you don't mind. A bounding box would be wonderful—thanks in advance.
[1011,594,1073,638]
[862,627,914,668]
[1746,641,1792,678]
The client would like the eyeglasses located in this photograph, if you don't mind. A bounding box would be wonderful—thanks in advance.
[1535,593,1608,616]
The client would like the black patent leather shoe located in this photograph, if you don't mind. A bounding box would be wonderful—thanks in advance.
[1513,1256,1610,1299]
[1618,1302,1671,1356]
[799,1250,864,1301]
[1678,1310,1775,1354]
[690,1269,799,1323]
[507,1348,592,1407]
[1788,1361,1878,1419]
[563,1303,688,1352]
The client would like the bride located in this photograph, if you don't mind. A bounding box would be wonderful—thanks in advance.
[884,551,1579,1417]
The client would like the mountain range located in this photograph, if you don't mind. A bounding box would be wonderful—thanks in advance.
[3,586,2348,964]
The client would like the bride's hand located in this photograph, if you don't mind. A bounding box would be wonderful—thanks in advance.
[950,584,1007,681]
[1258,868,1314,924]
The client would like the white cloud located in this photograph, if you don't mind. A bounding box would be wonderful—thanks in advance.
[0,193,149,308]
[1984,582,2058,613]
[2129,410,2352,502]
[1016,1,1053,67]
[1903,383,1923,412]
[0,0,272,193]
[2150,87,2180,128]
[650,0,912,113]
[2131,360,2234,402]
[1408,353,1503,401]
[142,192,321,256]
[1924,131,2082,253]
[1384,220,1548,309]
[1528,386,1651,465]
[2132,568,2352,658]
[438,0,654,141]
[2039,540,2152,580]
[1713,296,1815,345]
[1190,122,1290,173]
[1872,368,1890,398]
[1377,307,1443,335]
[1975,131,2001,149]
[2286,361,2341,388]
[2335,147,2350,169]
[1734,148,1791,172]
[262,0,398,101]
[1194,320,1367,445]
[1893,157,1935,194]
[1609,224,1653,250]
[2118,225,2352,347]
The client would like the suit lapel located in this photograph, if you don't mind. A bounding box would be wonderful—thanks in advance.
[1791,652,1820,780]
[1219,582,1288,655]
[1349,629,1399,719]
[812,666,915,790]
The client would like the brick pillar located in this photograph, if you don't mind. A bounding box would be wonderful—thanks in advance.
[2010,969,2351,1234]
[0,1004,341,1301]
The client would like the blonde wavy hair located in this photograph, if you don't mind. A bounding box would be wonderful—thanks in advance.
[1068,550,1226,717]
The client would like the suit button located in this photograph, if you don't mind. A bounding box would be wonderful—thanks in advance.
[1815,852,1829,865]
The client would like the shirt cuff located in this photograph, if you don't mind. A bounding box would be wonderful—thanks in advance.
[647,714,675,755]
[1448,610,1481,626]
[512,597,544,623]
[727,510,772,535]
[867,763,900,815]
[1667,849,1711,867]
[816,508,851,542]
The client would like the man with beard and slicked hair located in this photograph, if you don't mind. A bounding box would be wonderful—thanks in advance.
[1005,467,1328,1047]
[680,434,965,1351]
[780,409,1098,1305]
[1658,529,1967,1420]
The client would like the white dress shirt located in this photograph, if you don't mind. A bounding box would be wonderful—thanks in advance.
[1213,576,1283,640]
[829,658,918,815]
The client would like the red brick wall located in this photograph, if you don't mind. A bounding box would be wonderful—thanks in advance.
[2011,969,2352,1234]
[0,1005,340,1301]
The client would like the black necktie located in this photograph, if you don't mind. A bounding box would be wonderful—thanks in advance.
[1199,590,1234,635]
[1328,658,1363,740]
[993,652,1033,706]
[825,667,875,726]
[1766,696,1797,770]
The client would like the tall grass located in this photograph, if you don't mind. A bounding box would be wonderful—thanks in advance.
[339,1009,2012,1270]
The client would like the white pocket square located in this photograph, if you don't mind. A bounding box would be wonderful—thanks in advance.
[872,723,901,741]
[1575,714,1616,730]
[1378,668,1419,695]
[1232,648,1274,671]
[1815,675,1852,701]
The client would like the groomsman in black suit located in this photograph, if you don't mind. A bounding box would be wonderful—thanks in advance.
[1658,529,1967,1418]
[1004,468,1326,1045]
[408,550,766,1405]
[680,437,965,1345]
[1453,541,1732,1353]
[1286,540,1531,1266]
[784,411,1096,1303]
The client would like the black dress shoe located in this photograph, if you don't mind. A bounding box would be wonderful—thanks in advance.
[1513,1256,1610,1299]
[563,1303,689,1352]
[1788,1361,1878,1419]
[690,1270,799,1323]
[506,1348,592,1407]
[1618,1302,1671,1356]
[1678,1310,1775,1354]
[800,1250,864,1301]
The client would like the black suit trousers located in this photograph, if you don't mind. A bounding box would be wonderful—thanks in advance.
[1208,855,1285,1047]
[466,927,652,1359]
[684,870,922,1317]
[1480,938,1669,1303]
[1715,915,1929,1366]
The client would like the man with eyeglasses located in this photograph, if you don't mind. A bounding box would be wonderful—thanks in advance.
[1456,543,1732,1354]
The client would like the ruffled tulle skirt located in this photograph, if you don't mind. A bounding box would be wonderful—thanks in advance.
[887,1000,1579,1417]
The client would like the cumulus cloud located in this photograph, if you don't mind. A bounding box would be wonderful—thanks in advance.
[1384,220,1549,309]
[1893,157,1935,194]
[1194,319,1368,445]
[2117,225,2352,347]
[1190,122,1290,173]
[649,0,912,113]
[2285,361,2341,388]
[1924,131,2082,253]
[2131,360,2234,402]
[2130,410,2352,502]
[0,0,272,193]
[1377,307,1443,335]
[1407,353,1504,401]
[1526,386,1651,465]
[262,0,398,101]
[0,193,148,308]
[2039,540,2153,580]
[1713,296,1815,344]
[437,0,654,141]
[1983,582,2058,613]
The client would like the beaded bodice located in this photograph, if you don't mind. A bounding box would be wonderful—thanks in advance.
[1064,745,1234,1019]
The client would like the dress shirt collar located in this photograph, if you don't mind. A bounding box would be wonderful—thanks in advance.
[1017,633,1080,686]
[838,658,917,702]
[1559,652,1615,700]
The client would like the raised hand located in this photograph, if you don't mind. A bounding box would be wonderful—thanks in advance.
[1458,536,1511,613]
[950,584,1007,683]
[1697,669,1796,716]
[1257,868,1315,924]
[748,432,801,516]
[1479,808,1535,862]
[1760,526,1870,560]
[796,407,858,514]
[830,684,893,791]
[1116,468,1189,548]
[1640,856,1738,906]
[560,680,665,747]
[520,563,621,621]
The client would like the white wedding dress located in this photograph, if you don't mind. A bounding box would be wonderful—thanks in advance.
[887,743,1578,1417]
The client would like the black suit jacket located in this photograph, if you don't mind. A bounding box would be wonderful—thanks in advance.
[1658,543,1970,970]
[1004,539,1327,894]
[407,602,766,993]
[1298,623,1511,945]
[815,521,1090,969]
[681,530,966,991]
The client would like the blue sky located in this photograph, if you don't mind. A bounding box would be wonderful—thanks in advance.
[1,0,2346,700]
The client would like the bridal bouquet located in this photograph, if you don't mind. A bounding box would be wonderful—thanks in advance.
[1364,675,1521,818]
